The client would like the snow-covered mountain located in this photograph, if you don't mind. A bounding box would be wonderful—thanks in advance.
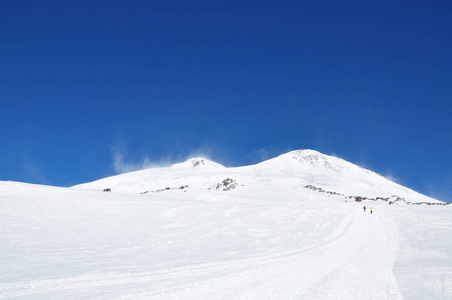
[1,150,451,299]
[74,149,441,204]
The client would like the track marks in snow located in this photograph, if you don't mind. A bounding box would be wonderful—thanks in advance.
[116,208,403,300]
[300,211,402,299]
[0,191,403,299]
[0,207,400,300]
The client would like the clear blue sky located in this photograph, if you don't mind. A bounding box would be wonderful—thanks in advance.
[1,1,451,202]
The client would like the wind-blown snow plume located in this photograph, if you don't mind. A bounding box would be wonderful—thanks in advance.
[111,145,172,174]
[112,150,151,174]
[21,160,49,185]
[111,144,219,174]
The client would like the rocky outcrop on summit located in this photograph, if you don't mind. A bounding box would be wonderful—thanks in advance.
[192,159,205,167]
[171,158,226,170]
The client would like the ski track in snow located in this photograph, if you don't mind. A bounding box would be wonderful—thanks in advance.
[118,210,402,300]
[0,190,404,300]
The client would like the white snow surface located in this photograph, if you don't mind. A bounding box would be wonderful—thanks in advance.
[1,150,451,299]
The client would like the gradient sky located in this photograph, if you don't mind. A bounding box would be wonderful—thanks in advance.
[1,1,451,202]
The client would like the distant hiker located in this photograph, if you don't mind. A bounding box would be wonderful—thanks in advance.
[370,208,373,214]
[363,206,366,212]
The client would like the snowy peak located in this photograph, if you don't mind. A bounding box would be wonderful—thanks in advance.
[285,150,336,169]
[261,149,372,176]
[171,158,225,170]
[72,149,442,204]
[257,149,344,172]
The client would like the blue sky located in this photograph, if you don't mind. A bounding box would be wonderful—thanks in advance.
[1,1,451,202]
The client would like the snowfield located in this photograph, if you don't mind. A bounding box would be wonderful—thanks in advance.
[1,150,451,299]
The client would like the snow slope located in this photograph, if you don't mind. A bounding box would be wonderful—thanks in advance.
[1,150,451,299]
[74,150,441,204]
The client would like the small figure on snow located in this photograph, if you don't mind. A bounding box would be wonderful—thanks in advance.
[370,208,373,214]
[363,206,366,212]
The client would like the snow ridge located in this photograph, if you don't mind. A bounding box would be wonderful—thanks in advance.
[72,149,442,204]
